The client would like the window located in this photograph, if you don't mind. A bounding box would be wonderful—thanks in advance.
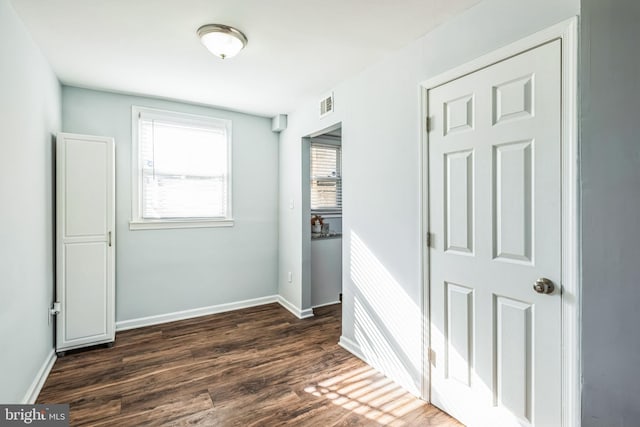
[130,106,233,230]
[310,143,342,213]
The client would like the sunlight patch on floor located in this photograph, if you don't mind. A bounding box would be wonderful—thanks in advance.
[304,366,426,426]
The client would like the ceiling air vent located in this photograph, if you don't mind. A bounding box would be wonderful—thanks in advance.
[320,92,334,118]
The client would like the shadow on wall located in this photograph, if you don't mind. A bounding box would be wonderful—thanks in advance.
[350,230,526,425]
[349,231,422,393]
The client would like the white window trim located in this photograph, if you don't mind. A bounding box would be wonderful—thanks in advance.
[129,105,234,230]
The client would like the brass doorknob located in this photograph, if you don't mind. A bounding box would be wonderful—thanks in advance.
[533,278,555,294]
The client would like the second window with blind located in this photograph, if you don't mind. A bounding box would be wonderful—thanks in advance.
[310,142,342,214]
[130,106,233,229]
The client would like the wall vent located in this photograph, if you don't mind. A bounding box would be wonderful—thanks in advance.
[320,92,334,118]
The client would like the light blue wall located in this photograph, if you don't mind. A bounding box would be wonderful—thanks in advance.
[279,0,579,397]
[8,1,640,422]
[62,87,279,323]
[580,1,640,425]
[0,0,60,403]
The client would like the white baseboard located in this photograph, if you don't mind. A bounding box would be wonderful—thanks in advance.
[23,349,56,404]
[312,300,341,309]
[339,335,422,399]
[116,295,279,331]
[339,335,366,361]
[277,296,314,319]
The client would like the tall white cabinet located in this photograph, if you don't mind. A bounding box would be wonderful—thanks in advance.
[55,133,115,355]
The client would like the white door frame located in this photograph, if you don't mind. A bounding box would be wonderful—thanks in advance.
[419,17,579,427]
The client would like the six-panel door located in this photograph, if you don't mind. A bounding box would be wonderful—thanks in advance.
[428,40,562,426]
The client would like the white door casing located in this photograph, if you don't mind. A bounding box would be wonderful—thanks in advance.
[427,40,561,426]
[56,133,115,352]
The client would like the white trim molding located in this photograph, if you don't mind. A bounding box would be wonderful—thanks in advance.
[419,16,580,427]
[277,296,314,319]
[116,295,279,331]
[130,105,234,230]
[338,335,366,361]
[23,350,56,404]
[559,17,581,427]
[129,218,234,230]
[116,294,318,331]
[312,300,341,309]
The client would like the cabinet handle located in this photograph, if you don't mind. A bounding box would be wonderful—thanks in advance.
[108,231,112,247]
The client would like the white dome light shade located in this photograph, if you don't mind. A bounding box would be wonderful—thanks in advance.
[197,24,247,59]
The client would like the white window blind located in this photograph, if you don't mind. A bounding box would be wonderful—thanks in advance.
[136,108,231,221]
[311,143,342,212]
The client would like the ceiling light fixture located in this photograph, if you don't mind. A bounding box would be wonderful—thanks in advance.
[197,24,248,59]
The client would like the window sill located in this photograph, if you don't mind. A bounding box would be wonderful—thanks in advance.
[311,211,342,218]
[129,219,234,230]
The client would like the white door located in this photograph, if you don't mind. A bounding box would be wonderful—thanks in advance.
[428,40,561,426]
[56,133,115,352]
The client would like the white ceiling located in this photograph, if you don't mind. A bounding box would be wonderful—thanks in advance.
[10,0,481,117]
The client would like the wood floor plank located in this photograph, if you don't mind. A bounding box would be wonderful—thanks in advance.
[38,303,461,426]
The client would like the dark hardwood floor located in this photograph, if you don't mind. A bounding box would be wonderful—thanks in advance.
[38,303,461,426]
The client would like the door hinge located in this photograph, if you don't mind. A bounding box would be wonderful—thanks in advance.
[50,302,61,316]
[429,348,436,366]
[426,232,432,248]
[108,231,112,247]
[425,116,431,132]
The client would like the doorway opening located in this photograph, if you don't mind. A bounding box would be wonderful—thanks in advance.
[301,123,343,318]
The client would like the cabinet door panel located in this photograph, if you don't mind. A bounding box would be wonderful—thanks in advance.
[56,133,115,352]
